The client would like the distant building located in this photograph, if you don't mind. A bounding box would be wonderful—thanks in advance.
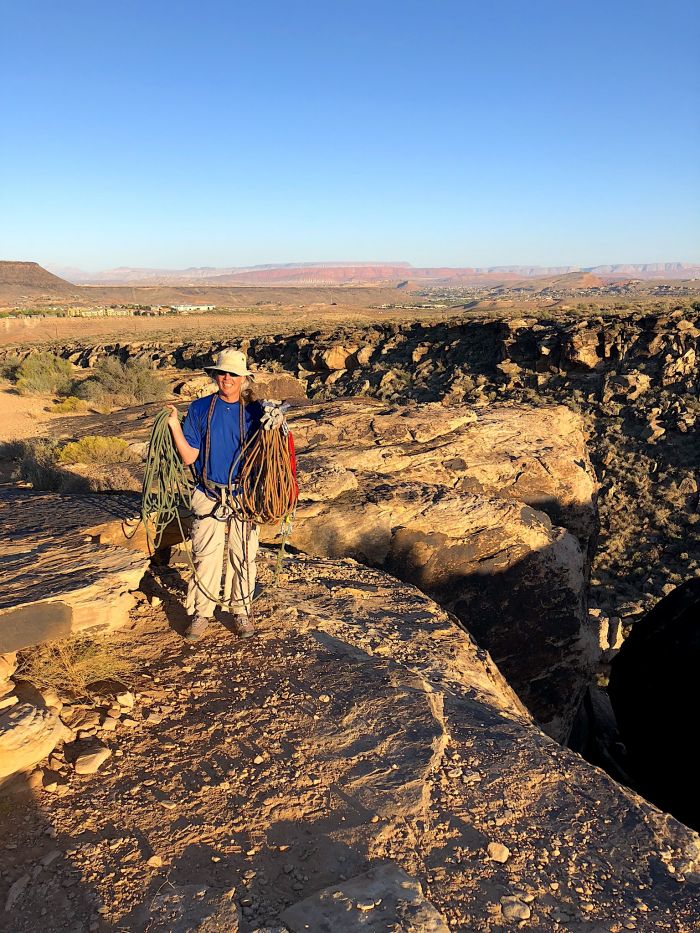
[170,304,216,313]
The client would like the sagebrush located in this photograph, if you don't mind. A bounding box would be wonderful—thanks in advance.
[14,352,74,396]
[0,354,23,381]
[52,395,88,413]
[57,434,131,465]
[16,439,63,490]
[77,357,167,408]
[14,435,137,492]
[16,636,133,698]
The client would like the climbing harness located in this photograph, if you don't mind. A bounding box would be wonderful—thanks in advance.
[130,395,298,612]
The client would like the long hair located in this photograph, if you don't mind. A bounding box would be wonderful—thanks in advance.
[240,375,257,404]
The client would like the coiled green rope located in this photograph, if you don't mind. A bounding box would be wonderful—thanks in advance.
[139,408,194,554]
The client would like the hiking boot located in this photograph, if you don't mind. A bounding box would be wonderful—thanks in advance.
[184,616,210,643]
[233,613,255,639]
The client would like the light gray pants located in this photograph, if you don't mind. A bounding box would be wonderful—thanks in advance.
[186,488,259,620]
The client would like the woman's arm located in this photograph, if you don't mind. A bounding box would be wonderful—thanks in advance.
[166,405,200,466]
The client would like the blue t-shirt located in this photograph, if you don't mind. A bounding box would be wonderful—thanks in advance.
[182,394,263,487]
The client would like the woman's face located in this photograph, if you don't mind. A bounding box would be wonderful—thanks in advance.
[213,370,243,398]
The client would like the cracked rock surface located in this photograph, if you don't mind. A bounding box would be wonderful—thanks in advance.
[1,553,698,932]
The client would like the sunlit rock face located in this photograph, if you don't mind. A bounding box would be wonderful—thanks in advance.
[276,399,597,742]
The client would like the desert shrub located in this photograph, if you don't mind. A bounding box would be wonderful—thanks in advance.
[16,635,133,699]
[0,354,23,381]
[0,439,25,460]
[57,434,131,465]
[58,463,140,493]
[51,395,88,412]
[76,357,168,408]
[15,435,138,491]
[16,439,63,490]
[15,352,74,396]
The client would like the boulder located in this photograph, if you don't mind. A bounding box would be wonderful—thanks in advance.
[0,653,17,682]
[72,741,112,775]
[563,325,602,369]
[311,345,359,371]
[279,399,598,740]
[0,703,67,783]
[610,370,652,400]
[288,399,597,556]
[172,374,213,399]
[251,371,308,400]
[286,480,591,740]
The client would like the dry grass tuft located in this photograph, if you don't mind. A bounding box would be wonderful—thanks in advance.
[16,636,133,699]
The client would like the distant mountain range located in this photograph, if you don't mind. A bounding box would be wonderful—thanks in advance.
[2,259,698,306]
[48,261,700,286]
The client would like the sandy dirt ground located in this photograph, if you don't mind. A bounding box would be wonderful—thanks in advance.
[0,378,117,446]
[0,379,85,444]
[0,303,460,349]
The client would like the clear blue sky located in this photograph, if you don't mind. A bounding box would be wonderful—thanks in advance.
[1,0,698,271]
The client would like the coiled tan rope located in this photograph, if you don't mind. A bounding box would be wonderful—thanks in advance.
[229,424,298,524]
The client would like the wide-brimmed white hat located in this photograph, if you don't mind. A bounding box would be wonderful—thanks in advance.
[203,348,253,376]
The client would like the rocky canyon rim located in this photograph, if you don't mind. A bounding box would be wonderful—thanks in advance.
[0,299,698,931]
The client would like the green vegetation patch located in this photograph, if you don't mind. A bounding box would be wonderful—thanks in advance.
[0,354,23,381]
[51,395,88,412]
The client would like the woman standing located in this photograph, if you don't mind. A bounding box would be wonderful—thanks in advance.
[167,348,262,643]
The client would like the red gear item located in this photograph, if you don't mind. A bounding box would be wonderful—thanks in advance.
[287,431,299,503]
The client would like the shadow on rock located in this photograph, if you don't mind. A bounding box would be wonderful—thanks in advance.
[608,578,700,830]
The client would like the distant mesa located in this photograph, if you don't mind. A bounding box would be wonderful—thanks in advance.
[0,260,76,301]
[64,260,700,287]
[0,261,76,294]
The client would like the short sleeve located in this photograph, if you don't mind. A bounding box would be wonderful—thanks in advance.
[181,404,203,451]
[245,400,264,433]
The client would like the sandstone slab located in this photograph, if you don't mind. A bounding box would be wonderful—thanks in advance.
[0,490,149,653]
[283,479,591,740]
[0,703,67,783]
[281,864,449,932]
[3,552,700,931]
[288,398,597,556]
[273,400,598,740]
